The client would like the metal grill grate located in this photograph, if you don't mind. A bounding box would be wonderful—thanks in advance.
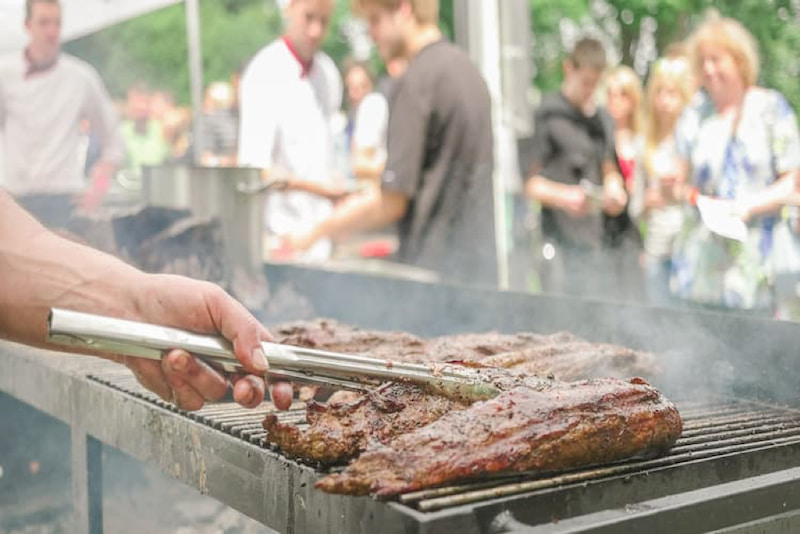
[88,369,308,449]
[88,370,800,513]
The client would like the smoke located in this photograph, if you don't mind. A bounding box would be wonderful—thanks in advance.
[0,393,278,533]
[0,394,71,533]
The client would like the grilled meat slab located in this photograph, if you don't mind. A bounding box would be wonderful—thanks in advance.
[263,369,557,465]
[263,382,469,465]
[272,320,428,361]
[316,377,682,496]
[271,320,659,381]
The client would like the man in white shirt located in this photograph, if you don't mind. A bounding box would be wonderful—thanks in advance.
[238,0,342,260]
[0,0,124,227]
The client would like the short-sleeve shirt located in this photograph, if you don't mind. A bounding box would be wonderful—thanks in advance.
[382,40,496,286]
[671,88,800,309]
[528,92,617,249]
[121,119,169,173]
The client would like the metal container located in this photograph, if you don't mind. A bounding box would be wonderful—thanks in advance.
[141,164,264,284]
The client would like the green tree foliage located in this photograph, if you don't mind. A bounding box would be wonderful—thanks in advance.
[529,0,590,94]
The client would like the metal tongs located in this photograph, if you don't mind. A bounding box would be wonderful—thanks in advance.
[47,309,501,401]
[237,177,366,203]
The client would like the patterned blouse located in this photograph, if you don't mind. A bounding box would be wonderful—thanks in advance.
[671,88,800,310]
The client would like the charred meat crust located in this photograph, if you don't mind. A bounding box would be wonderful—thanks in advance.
[315,377,682,496]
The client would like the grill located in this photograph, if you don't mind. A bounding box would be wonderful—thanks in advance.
[86,366,800,533]
[4,263,800,533]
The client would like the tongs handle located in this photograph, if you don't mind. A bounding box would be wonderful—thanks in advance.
[46,308,369,391]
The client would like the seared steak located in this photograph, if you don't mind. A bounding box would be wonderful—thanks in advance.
[263,368,557,464]
[263,382,468,464]
[316,377,682,496]
[270,320,659,381]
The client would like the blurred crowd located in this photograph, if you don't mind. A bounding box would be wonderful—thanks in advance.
[3,0,800,320]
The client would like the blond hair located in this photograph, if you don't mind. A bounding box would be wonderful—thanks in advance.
[687,13,760,88]
[643,58,693,176]
[351,0,439,25]
[606,65,644,135]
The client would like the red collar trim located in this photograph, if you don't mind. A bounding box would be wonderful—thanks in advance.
[282,36,313,78]
[24,48,58,78]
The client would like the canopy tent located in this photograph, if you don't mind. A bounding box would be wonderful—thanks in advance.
[0,0,182,53]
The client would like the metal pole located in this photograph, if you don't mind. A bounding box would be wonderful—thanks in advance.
[185,0,204,166]
[71,428,103,534]
[476,0,510,290]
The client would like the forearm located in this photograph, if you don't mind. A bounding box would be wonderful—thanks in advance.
[352,148,385,184]
[352,160,384,183]
[308,188,404,243]
[0,193,145,347]
[525,175,571,209]
[0,193,284,411]
[740,172,797,219]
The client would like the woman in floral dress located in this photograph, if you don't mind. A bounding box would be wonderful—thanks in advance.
[671,14,800,315]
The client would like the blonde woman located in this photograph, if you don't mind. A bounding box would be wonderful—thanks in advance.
[606,65,644,192]
[604,65,644,301]
[671,14,800,314]
[629,58,692,305]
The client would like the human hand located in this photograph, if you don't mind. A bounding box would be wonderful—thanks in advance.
[115,274,293,411]
[602,181,627,216]
[657,174,683,204]
[80,161,115,211]
[732,198,754,224]
[563,186,590,217]
[282,231,317,256]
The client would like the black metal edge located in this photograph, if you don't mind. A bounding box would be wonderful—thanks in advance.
[404,440,800,533]
[263,263,800,407]
[504,465,800,534]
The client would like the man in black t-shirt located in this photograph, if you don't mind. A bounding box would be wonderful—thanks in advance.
[525,38,627,298]
[287,0,497,287]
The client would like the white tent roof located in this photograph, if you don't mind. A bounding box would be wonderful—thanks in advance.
[0,0,181,52]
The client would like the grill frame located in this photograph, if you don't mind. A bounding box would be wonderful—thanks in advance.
[3,263,800,533]
[84,368,800,534]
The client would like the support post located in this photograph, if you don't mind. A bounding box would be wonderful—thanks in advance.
[72,428,103,534]
[185,0,204,166]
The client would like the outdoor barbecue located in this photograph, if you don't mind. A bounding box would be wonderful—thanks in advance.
[3,1,800,531]
[47,308,684,498]
[4,264,800,533]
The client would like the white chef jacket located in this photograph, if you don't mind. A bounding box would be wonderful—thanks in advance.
[238,38,343,260]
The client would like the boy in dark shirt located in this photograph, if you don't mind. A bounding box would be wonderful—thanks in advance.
[287,0,497,287]
[525,38,627,297]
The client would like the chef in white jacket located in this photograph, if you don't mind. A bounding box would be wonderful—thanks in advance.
[238,0,343,260]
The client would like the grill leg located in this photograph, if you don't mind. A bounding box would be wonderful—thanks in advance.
[72,428,103,534]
